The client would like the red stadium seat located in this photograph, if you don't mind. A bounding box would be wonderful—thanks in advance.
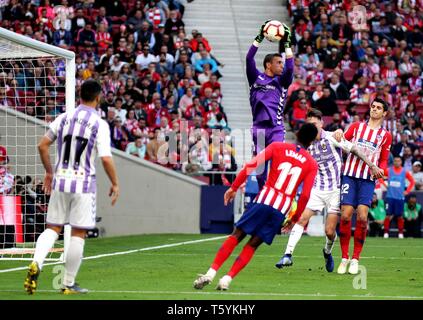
[323,68,334,80]
[409,94,419,103]
[97,47,107,56]
[349,61,359,70]
[111,16,126,23]
[416,102,423,113]
[304,85,317,92]
[322,116,333,124]
[111,24,121,36]
[89,8,100,23]
[193,175,210,184]
[343,68,356,83]
[125,0,137,10]
[336,100,350,113]
[354,103,368,116]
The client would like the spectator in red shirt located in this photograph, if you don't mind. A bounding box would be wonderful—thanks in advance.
[148,98,171,128]
[96,22,112,51]
[185,97,206,120]
[292,98,308,130]
[381,59,401,87]
[0,146,8,165]
[190,32,212,53]
[37,0,55,21]
[201,74,221,97]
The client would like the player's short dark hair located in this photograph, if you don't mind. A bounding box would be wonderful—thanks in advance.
[371,97,389,112]
[263,53,282,69]
[306,108,322,120]
[80,79,101,103]
[296,123,318,148]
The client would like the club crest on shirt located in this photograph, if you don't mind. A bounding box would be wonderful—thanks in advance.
[321,141,327,151]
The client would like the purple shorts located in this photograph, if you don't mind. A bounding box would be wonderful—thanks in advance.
[251,126,285,155]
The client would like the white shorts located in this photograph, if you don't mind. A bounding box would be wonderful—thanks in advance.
[46,190,97,229]
[306,189,340,215]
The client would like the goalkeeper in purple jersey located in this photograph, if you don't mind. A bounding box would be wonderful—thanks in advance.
[246,21,294,189]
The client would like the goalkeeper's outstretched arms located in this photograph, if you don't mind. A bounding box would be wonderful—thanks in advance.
[279,23,294,88]
[246,20,270,86]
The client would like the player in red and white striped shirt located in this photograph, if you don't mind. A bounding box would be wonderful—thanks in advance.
[333,97,391,275]
[193,124,318,290]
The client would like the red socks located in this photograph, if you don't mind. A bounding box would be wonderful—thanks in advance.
[211,235,238,271]
[384,217,391,233]
[384,217,404,234]
[397,217,404,234]
[339,219,352,259]
[352,220,367,260]
[227,244,256,278]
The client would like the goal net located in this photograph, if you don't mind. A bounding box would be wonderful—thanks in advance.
[0,27,75,261]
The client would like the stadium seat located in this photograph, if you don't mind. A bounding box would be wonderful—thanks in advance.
[97,47,107,56]
[304,85,317,92]
[409,94,419,103]
[111,24,121,36]
[349,61,359,70]
[322,116,333,124]
[343,68,356,83]
[323,68,334,80]
[125,0,137,10]
[336,100,350,113]
[89,9,100,23]
[353,103,368,116]
[193,175,210,184]
[416,102,423,112]
[111,16,125,24]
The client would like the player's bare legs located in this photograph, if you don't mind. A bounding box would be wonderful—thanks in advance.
[217,235,263,290]
[24,225,62,294]
[323,213,338,272]
[348,205,369,274]
[337,205,354,274]
[194,227,246,289]
[61,228,89,294]
[276,208,315,268]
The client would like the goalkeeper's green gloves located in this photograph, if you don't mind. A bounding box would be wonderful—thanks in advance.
[282,23,292,49]
[254,20,271,44]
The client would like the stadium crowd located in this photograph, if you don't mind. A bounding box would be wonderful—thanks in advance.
[284,0,423,236]
[0,0,422,235]
[284,0,422,163]
[0,0,236,185]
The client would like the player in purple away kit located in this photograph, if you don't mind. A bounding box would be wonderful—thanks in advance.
[247,21,294,190]
[24,80,120,295]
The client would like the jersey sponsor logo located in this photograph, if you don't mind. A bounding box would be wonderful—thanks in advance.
[389,181,402,188]
[252,83,276,91]
[357,138,377,150]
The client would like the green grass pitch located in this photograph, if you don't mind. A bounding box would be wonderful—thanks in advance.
[1,234,422,300]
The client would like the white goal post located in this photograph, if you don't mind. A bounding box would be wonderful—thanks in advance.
[0,27,75,261]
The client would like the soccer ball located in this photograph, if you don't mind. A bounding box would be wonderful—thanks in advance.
[263,20,284,42]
